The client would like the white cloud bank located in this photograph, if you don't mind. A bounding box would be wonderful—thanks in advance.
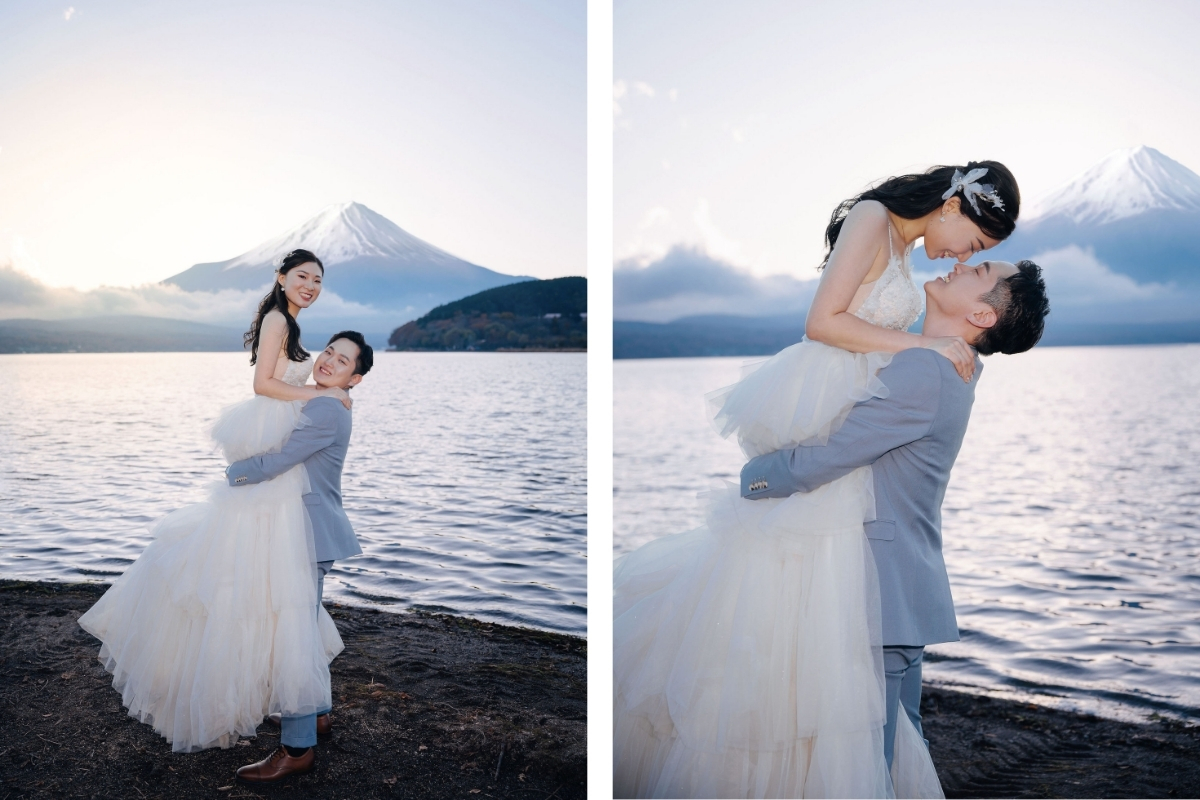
[617,241,1196,326]
[1029,245,1170,307]
[0,261,383,328]
[615,246,818,323]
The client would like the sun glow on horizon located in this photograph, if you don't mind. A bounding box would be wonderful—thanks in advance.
[0,0,585,291]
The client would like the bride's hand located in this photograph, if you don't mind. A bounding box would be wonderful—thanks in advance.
[319,386,353,409]
[920,336,975,383]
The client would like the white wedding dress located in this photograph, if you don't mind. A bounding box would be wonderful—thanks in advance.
[78,357,343,753]
[613,231,944,798]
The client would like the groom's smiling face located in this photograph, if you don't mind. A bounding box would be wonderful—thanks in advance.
[925,260,1017,320]
[313,339,363,390]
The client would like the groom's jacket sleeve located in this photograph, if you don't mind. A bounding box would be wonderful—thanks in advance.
[740,349,942,499]
[225,397,341,486]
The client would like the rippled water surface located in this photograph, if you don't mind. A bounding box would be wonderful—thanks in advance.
[0,352,586,636]
[614,346,1200,722]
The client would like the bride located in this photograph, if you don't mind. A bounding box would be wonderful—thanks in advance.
[78,248,353,752]
[613,163,1021,798]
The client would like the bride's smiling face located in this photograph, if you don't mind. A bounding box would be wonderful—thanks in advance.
[921,198,1002,262]
[278,262,323,309]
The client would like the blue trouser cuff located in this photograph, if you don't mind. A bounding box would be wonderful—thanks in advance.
[280,713,317,748]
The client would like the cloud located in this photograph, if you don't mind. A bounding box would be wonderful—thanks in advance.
[0,261,381,328]
[612,79,627,107]
[63,6,75,20]
[612,80,631,129]
[693,198,745,265]
[638,206,670,230]
[633,81,655,98]
[614,245,818,323]
[613,79,655,128]
[1030,245,1170,307]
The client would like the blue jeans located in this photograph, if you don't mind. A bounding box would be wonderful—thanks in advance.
[280,560,335,749]
[882,645,926,769]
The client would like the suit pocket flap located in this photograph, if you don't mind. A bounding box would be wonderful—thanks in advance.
[302,493,322,507]
[864,520,896,541]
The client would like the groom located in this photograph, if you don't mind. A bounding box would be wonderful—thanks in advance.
[227,330,374,782]
[741,260,1049,768]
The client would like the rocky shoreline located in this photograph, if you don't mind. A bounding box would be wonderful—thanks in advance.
[0,580,585,799]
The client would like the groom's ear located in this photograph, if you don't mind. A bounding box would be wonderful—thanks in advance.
[967,303,998,330]
[347,374,363,389]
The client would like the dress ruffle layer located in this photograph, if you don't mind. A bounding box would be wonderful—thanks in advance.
[78,393,342,753]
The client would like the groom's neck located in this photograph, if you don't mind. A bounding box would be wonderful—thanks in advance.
[921,310,976,346]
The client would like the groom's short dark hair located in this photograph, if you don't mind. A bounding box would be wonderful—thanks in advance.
[327,331,374,376]
[974,260,1050,356]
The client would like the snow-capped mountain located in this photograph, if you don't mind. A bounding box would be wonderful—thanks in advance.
[164,202,530,321]
[991,146,1200,287]
[1024,146,1200,225]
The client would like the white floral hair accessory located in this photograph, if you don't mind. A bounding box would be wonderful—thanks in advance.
[943,168,1005,214]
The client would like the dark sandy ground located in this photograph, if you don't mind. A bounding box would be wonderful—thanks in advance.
[923,684,1200,798]
[0,580,585,800]
[5,580,1200,799]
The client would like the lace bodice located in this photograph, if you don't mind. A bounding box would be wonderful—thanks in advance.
[852,224,924,331]
[280,357,313,387]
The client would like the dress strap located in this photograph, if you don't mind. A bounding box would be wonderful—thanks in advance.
[886,220,896,263]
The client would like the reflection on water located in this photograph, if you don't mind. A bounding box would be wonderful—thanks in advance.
[614,345,1200,722]
[0,352,587,636]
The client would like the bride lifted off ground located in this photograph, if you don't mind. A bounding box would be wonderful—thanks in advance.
[614,163,1050,798]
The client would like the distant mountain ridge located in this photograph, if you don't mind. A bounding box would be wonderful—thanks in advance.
[0,316,243,354]
[613,313,1200,359]
[420,276,586,322]
[164,201,531,319]
[390,277,586,351]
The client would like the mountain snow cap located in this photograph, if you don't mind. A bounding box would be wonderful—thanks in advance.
[1026,146,1200,225]
[222,201,459,272]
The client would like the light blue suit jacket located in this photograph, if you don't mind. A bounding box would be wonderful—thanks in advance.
[226,396,362,563]
[740,348,981,646]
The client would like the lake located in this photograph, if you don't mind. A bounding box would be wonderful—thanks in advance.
[0,351,587,636]
[614,345,1200,723]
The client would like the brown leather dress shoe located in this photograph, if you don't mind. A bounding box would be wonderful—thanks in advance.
[236,746,314,783]
[265,713,332,735]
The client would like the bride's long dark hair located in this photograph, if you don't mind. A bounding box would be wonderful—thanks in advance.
[820,161,1021,269]
[244,249,324,365]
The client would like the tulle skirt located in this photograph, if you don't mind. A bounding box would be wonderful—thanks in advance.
[78,395,343,753]
[613,339,943,798]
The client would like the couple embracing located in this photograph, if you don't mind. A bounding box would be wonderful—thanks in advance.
[79,249,373,782]
[614,162,1051,797]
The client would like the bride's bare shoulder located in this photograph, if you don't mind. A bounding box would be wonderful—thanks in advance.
[261,309,288,330]
[842,199,888,229]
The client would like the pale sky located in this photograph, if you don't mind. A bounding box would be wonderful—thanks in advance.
[0,0,585,290]
[615,0,1200,278]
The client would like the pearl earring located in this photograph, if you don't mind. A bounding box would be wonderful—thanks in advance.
[940,214,946,223]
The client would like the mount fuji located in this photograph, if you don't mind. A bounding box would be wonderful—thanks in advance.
[990,146,1200,289]
[164,202,531,325]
